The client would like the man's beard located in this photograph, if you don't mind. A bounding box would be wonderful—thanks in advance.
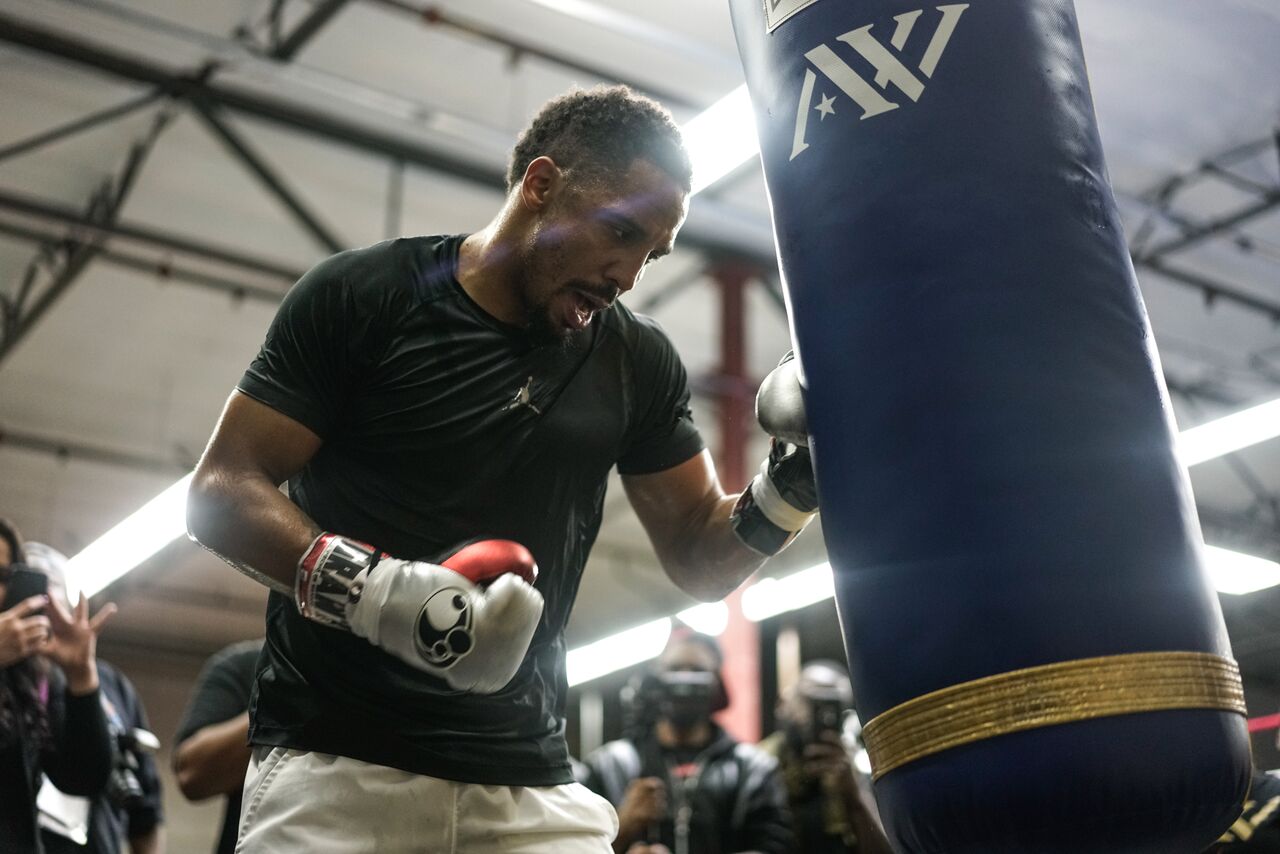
[515,235,580,349]
[522,289,580,350]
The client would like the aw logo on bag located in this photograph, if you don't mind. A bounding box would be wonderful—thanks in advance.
[789,4,969,161]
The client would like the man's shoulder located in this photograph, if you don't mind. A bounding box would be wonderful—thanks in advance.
[301,235,461,307]
[597,301,683,373]
[600,299,671,342]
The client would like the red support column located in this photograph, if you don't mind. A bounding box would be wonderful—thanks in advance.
[709,263,761,744]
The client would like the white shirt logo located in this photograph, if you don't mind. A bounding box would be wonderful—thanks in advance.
[502,376,542,415]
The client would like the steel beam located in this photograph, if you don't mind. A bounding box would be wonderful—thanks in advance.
[194,101,346,253]
[0,91,160,164]
[271,0,351,60]
[370,0,702,111]
[1135,257,1280,322]
[384,158,404,239]
[0,218,288,303]
[0,425,191,475]
[1140,190,1280,259]
[0,13,776,266]
[0,13,506,185]
[1,107,174,365]
[1132,131,1280,261]
[0,188,305,283]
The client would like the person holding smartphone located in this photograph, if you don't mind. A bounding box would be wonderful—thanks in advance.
[0,517,118,853]
[758,661,891,854]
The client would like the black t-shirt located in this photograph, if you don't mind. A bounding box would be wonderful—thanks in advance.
[174,640,263,854]
[1,666,112,854]
[42,661,163,854]
[236,235,704,786]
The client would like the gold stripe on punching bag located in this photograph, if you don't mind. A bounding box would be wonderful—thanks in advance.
[861,652,1247,781]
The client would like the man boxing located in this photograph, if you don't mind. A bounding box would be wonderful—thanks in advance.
[185,84,817,853]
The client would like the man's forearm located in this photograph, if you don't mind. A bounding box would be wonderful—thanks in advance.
[174,712,252,801]
[660,494,767,601]
[187,468,321,593]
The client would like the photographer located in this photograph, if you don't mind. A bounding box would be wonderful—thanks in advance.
[758,661,890,854]
[25,543,165,854]
[0,519,117,853]
[580,631,792,854]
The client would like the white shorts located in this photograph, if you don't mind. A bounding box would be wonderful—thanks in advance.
[237,747,618,854]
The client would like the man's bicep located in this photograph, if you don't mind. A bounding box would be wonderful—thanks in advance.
[199,390,322,485]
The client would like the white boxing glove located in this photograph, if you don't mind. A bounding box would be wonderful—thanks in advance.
[296,535,544,694]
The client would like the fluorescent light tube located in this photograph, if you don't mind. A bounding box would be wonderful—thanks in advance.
[566,617,673,686]
[1180,397,1280,466]
[682,85,759,195]
[1205,545,1280,595]
[66,473,194,598]
[741,562,835,622]
[676,601,730,636]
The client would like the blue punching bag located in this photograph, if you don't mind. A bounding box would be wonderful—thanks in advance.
[730,2,1250,852]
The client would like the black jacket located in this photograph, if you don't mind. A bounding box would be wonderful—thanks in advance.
[0,665,114,854]
[42,661,164,854]
[581,726,793,854]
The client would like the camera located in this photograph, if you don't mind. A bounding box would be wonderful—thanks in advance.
[805,696,846,744]
[620,670,720,736]
[104,727,159,810]
[656,670,717,704]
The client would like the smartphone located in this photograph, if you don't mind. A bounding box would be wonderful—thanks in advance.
[1,564,49,612]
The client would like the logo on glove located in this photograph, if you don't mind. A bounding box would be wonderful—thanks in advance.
[414,587,475,667]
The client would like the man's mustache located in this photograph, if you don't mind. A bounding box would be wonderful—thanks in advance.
[567,282,618,307]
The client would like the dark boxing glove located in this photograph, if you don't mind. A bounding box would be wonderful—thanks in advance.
[296,535,544,693]
[731,352,819,556]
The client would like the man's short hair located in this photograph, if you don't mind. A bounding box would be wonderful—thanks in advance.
[508,85,692,193]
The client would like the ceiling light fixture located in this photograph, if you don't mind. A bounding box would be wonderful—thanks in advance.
[66,473,194,598]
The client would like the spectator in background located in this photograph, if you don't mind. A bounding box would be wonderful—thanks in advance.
[0,517,117,853]
[173,638,264,854]
[580,631,792,854]
[758,661,890,854]
[25,542,165,854]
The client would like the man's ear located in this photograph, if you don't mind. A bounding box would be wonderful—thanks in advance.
[520,156,561,212]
